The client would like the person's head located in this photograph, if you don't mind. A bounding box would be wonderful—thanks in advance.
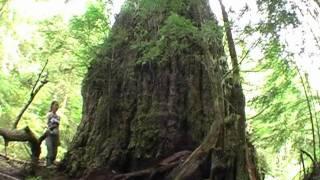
[50,100,59,113]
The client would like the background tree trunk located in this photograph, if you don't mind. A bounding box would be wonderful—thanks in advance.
[62,0,259,179]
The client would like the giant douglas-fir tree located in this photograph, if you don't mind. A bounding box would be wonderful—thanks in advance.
[61,0,259,179]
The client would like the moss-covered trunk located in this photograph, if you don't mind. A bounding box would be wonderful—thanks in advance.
[62,0,259,179]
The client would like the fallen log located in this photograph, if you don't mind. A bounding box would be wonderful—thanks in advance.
[0,127,46,167]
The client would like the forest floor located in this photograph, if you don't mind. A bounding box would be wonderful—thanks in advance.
[0,150,192,180]
[0,155,70,180]
[0,155,25,180]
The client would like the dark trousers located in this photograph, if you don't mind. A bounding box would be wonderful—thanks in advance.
[46,133,59,166]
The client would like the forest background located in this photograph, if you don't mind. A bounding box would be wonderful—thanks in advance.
[0,0,320,179]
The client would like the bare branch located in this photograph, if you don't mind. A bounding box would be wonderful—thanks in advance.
[31,59,49,95]
[0,0,9,18]
[12,60,49,129]
[300,149,316,167]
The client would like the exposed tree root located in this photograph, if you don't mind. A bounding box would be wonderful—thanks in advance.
[113,162,179,180]
[83,151,192,180]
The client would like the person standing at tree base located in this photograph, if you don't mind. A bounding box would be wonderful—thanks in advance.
[45,100,61,166]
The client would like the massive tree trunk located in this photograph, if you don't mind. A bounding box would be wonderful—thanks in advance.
[62,0,259,179]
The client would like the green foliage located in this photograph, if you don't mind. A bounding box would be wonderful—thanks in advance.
[256,0,300,34]
[245,38,320,178]
[69,1,109,71]
[240,1,320,177]
[136,13,197,64]
[158,13,196,55]
[0,72,28,127]
[0,0,110,161]
[133,13,222,65]
[199,21,223,46]
[106,27,129,50]
[160,13,197,39]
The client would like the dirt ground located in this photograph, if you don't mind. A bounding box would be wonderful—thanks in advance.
[0,155,27,179]
[0,155,70,180]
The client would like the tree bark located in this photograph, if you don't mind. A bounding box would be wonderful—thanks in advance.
[62,0,259,179]
[218,0,240,83]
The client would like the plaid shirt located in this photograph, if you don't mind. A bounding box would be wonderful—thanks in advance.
[47,112,60,130]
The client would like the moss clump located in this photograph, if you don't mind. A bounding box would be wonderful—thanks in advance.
[134,13,198,65]
[133,13,223,65]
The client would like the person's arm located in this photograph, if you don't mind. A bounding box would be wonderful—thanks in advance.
[48,115,60,130]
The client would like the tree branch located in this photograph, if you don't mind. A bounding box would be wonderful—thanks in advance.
[300,149,316,167]
[0,0,9,18]
[31,59,49,95]
[12,60,49,129]
[247,106,269,120]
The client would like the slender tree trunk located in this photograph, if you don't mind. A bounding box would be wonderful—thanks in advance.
[296,65,318,163]
[219,1,258,178]
[304,73,320,153]
[301,151,306,177]
[218,0,240,83]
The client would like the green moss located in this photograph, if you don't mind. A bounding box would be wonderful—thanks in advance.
[106,27,129,49]
[198,20,224,47]
[133,13,198,65]
[103,0,223,67]
[128,103,163,158]
[130,12,223,65]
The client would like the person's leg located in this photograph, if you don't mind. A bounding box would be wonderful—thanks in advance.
[52,135,59,163]
[46,135,54,166]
